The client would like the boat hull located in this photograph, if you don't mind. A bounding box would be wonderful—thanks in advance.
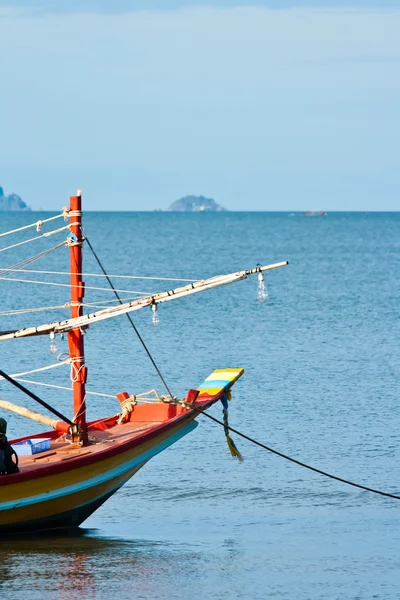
[0,367,244,535]
[0,420,197,535]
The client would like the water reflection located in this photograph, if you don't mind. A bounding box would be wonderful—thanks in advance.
[0,529,181,600]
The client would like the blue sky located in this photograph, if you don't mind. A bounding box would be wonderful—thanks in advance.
[1,1,399,210]
[4,0,396,10]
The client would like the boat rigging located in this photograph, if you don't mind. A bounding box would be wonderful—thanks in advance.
[0,191,288,534]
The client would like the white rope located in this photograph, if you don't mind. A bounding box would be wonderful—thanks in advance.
[13,378,116,399]
[81,296,145,307]
[73,393,87,422]
[0,241,69,280]
[0,303,70,317]
[0,210,68,239]
[0,298,145,316]
[80,297,146,309]
[8,377,166,403]
[71,362,85,384]
[86,389,116,399]
[0,225,70,253]
[0,359,71,381]
[0,261,288,342]
[0,296,145,317]
[0,276,153,295]
[0,268,199,283]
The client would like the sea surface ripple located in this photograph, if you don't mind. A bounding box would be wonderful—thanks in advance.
[0,211,399,599]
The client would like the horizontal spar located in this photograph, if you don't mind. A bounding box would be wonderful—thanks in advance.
[0,260,288,341]
[0,398,71,434]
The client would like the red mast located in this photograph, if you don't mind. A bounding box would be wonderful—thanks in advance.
[68,192,88,445]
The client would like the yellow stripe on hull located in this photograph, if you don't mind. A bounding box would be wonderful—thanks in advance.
[2,420,188,504]
[0,419,196,531]
[0,463,142,527]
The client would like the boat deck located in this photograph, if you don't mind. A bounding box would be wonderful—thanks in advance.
[15,418,164,473]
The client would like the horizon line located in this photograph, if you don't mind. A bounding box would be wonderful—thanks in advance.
[10,209,400,213]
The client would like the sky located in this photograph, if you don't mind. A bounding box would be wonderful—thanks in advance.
[0,1,399,211]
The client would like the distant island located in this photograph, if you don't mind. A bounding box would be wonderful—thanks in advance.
[0,186,31,211]
[168,195,226,212]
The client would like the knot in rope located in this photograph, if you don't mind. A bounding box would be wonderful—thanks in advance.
[160,394,178,404]
[117,394,138,424]
[221,392,243,462]
[62,206,69,220]
[57,352,72,363]
[36,220,43,232]
[70,357,85,383]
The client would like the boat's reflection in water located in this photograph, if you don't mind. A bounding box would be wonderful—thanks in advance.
[0,529,177,599]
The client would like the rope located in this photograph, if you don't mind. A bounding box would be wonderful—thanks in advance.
[0,241,68,279]
[13,379,117,399]
[73,394,87,423]
[0,268,199,283]
[7,360,71,379]
[0,211,68,238]
[0,225,70,253]
[0,296,153,314]
[221,392,243,461]
[81,296,147,307]
[0,303,70,317]
[185,402,400,501]
[0,368,75,427]
[0,276,152,295]
[83,231,176,401]
[70,360,86,384]
[11,378,167,402]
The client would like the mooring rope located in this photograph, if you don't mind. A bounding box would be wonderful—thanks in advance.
[182,401,400,501]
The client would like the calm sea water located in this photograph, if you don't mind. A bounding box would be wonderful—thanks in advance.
[0,211,399,599]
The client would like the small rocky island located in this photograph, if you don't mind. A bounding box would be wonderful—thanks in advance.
[0,186,31,211]
[168,195,226,212]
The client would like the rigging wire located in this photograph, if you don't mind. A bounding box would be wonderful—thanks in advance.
[81,296,150,306]
[0,210,68,238]
[0,276,153,295]
[0,295,151,317]
[2,214,394,501]
[186,402,400,501]
[83,231,176,401]
[0,368,75,427]
[0,360,71,381]
[0,268,199,283]
[0,225,70,254]
[0,303,71,317]
[0,241,68,280]
[9,378,162,402]
[12,378,117,399]
[0,295,158,317]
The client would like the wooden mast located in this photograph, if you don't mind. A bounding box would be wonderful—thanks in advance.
[68,192,88,445]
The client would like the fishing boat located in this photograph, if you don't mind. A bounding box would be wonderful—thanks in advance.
[0,192,288,534]
[302,209,327,217]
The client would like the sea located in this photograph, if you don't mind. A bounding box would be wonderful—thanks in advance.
[0,211,399,599]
